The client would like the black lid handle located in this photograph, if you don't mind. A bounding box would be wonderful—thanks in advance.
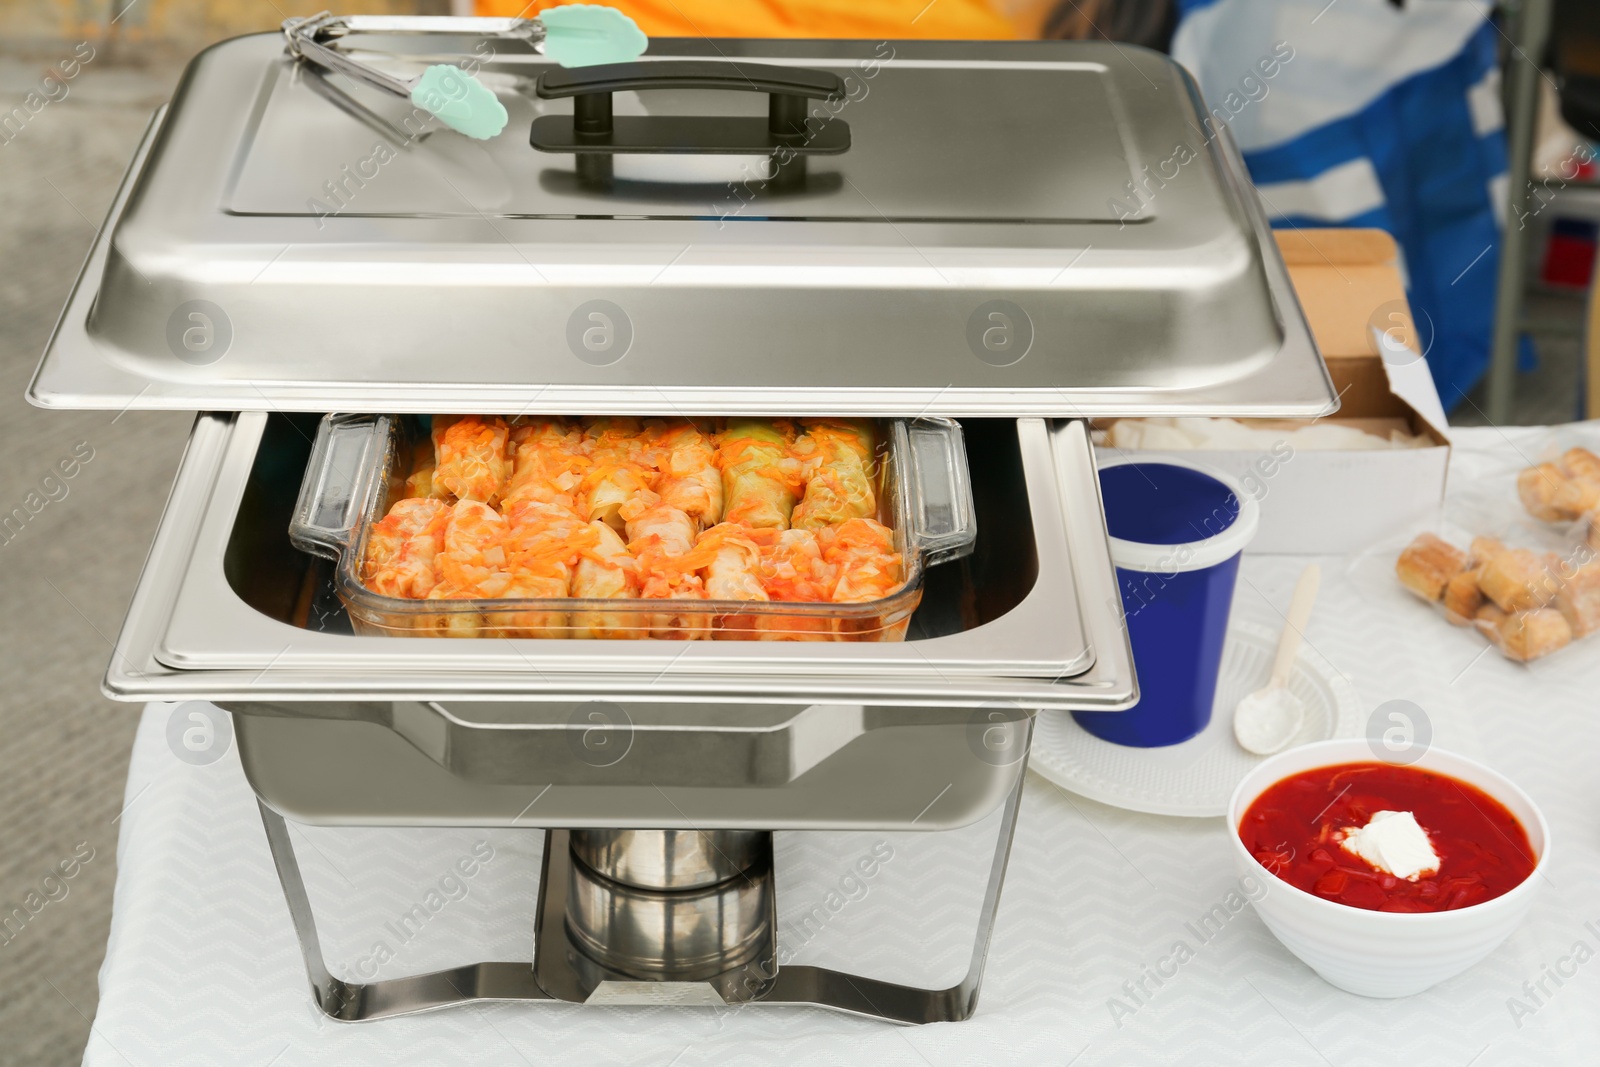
[536,60,845,103]
[530,59,850,157]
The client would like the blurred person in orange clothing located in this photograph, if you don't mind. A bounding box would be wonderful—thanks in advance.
[475,0,1176,45]
[477,0,1018,39]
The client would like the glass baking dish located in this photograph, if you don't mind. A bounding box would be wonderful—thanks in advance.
[289,414,975,641]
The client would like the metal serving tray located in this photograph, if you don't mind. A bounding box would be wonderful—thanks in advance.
[288,413,974,642]
[30,37,1336,419]
[105,414,1133,711]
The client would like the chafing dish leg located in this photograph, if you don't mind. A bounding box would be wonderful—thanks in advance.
[759,750,1028,1024]
[256,801,552,1021]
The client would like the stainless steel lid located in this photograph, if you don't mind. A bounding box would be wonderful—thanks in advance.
[31,33,1334,417]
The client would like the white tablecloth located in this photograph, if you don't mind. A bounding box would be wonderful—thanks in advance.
[87,426,1600,1067]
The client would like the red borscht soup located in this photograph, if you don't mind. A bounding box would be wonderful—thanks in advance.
[1239,761,1535,913]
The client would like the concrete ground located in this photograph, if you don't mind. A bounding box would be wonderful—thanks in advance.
[0,43,1589,1067]
[0,47,190,1067]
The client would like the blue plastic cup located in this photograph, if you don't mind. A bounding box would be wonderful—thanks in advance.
[1072,458,1260,748]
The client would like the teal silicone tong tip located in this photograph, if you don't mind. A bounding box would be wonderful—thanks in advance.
[284,9,647,141]
[411,64,510,140]
[539,4,649,67]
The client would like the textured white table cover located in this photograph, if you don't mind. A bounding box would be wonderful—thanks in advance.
[87,426,1600,1067]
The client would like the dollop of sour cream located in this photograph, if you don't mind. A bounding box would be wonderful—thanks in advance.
[1338,810,1440,881]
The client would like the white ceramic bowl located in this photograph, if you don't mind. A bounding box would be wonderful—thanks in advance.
[1228,739,1550,998]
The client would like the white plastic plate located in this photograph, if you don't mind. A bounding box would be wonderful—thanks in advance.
[1028,621,1362,817]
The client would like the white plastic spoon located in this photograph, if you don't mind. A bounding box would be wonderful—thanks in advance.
[1234,563,1321,755]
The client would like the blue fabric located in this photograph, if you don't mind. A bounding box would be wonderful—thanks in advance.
[1180,14,1512,408]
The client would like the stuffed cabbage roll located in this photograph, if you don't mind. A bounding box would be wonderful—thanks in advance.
[791,419,876,529]
[427,499,509,637]
[820,517,905,640]
[580,417,656,533]
[822,517,903,602]
[634,545,711,640]
[571,520,640,639]
[693,522,770,640]
[500,501,600,637]
[717,420,801,529]
[432,414,511,503]
[755,527,838,640]
[622,491,697,558]
[362,498,451,600]
[505,418,590,513]
[401,438,446,500]
[646,419,723,529]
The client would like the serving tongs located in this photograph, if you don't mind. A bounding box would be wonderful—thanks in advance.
[281,8,648,139]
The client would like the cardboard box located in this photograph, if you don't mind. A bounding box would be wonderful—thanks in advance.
[1099,229,1451,555]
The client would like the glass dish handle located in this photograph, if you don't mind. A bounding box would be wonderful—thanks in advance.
[289,414,392,559]
[897,418,977,565]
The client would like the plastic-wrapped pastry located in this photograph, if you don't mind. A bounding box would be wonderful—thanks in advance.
[1517,449,1600,523]
[1442,568,1484,625]
[362,498,450,600]
[717,420,802,529]
[1553,477,1600,518]
[1467,536,1506,567]
[571,519,639,639]
[1555,562,1600,639]
[646,420,723,529]
[1517,464,1569,523]
[1399,527,1593,662]
[1476,548,1561,613]
[1395,533,1466,602]
[1562,447,1600,483]
[1482,608,1573,662]
[432,414,511,503]
[792,419,876,529]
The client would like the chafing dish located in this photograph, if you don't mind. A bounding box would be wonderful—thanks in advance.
[32,23,1336,1026]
